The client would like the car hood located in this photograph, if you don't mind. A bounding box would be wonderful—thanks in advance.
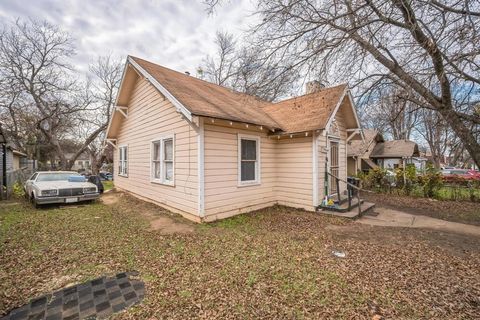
[34,181,97,189]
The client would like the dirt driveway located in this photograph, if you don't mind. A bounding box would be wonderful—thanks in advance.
[101,191,195,235]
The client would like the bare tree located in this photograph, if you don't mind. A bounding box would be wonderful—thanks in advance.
[0,19,120,170]
[206,1,480,165]
[199,31,237,86]
[84,55,123,173]
[364,87,420,140]
[198,31,299,101]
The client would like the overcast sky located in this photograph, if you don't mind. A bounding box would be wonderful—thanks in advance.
[0,0,256,73]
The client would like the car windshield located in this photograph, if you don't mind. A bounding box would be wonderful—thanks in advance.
[36,173,81,182]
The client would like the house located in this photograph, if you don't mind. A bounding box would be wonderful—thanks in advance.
[348,130,426,174]
[0,128,31,199]
[53,153,92,171]
[66,153,92,172]
[106,56,362,222]
[12,149,28,170]
[347,129,384,175]
[370,140,422,170]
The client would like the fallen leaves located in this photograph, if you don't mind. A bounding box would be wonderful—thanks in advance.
[0,194,479,319]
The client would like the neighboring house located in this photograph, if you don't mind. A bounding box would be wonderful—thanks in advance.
[55,153,92,171]
[0,127,34,200]
[12,149,28,170]
[348,130,425,174]
[106,56,362,222]
[370,140,422,170]
[347,129,384,175]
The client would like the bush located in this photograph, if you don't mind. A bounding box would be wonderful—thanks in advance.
[360,168,390,191]
[417,164,443,198]
[394,164,417,195]
[12,182,25,199]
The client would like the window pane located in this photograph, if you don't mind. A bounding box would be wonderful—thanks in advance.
[165,162,173,181]
[153,142,160,161]
[241,161,255,181]
[119,148,123,161]
[123,147,127,161]
[241,139,256,160]
[164,139,173,161]
[154,161,160,179]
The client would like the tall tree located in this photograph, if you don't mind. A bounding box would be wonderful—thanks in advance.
[208,0,480,165]
[0,19,120,170]
[198,31,299,101]
[364,87,420,140]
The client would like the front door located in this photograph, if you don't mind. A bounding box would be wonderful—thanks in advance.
[329,140,339,195]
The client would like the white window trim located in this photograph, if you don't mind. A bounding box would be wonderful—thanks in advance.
[118,144,128,177]
[237,134,261,187]
[150,134,175,186]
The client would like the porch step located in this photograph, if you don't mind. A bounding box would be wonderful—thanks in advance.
[317,198,363,213]
[318,201,376,219]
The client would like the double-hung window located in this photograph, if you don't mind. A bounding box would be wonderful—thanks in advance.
[151,135,174,185]
[118,146,128,176]
[238,135,260,185]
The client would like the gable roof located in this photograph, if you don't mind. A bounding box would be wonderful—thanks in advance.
[262,84,348,133]
[130,56,280,129]
[347,129,384,157]
[107,56,361,138]
[370,140,419,158]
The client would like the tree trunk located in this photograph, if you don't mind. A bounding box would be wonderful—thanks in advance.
[438,107,480,168]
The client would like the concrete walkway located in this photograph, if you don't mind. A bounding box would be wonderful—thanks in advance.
[358,207,480,237]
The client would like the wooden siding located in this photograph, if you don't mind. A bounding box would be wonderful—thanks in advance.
[274,136,314,210]
[203,124,276,220]
[114,77,199,219]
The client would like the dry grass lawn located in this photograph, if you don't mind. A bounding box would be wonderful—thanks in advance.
[1,192,479,319]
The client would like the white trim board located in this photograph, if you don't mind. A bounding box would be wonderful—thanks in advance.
[127,56,193,123]
[197,117,205,218]
[312,133,319,207]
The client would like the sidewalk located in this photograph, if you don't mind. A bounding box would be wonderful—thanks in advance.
[358,207,480,237]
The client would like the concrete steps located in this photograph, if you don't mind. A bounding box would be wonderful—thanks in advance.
[318,201,376,219]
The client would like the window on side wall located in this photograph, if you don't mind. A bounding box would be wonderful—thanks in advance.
[118,145,128,176]
[151,135,174,185]
[238,135,260,185]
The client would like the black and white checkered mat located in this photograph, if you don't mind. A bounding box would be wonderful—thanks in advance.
[1,272,145,320]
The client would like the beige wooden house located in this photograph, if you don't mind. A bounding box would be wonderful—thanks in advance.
[106,56,362,222]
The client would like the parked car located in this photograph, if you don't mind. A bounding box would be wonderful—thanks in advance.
[87,175,104,194]
[441,169,480,182]
[24,171,100,208]
[98,172,112,181]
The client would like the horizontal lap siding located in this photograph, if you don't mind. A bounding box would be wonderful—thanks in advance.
[203,124,276,219]
[114,78,198,218]
[275,137,314,210]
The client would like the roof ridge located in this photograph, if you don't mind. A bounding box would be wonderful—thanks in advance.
[270,83,348,106]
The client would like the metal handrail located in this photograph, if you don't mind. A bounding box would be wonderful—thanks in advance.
[326,172,363,214]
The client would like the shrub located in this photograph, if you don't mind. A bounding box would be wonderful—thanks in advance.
[394,164,417,195]
[361,168,389,191]
[417,164,443,198]
[12,182,25,199]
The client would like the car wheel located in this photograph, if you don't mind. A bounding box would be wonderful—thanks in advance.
[30,193,40,209]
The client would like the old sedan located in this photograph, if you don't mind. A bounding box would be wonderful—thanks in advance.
[24,171,100,207]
